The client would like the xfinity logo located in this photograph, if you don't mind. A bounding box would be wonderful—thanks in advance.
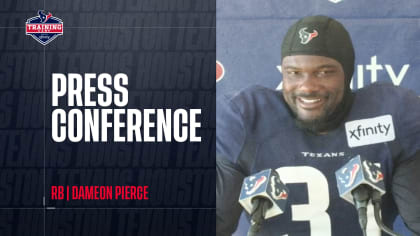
[345,115,395,147]
[348,123,391,140]
[350,56,410,89]
[301,152,345,158]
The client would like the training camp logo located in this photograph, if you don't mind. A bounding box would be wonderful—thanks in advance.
[298,27,318,44]
[26,10,63,45]
[345,115,395,148]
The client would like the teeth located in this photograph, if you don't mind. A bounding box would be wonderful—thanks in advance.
[300,98,321,104]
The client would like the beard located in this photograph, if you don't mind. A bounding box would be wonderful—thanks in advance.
[294,112,332,134]
[288,89,354,134]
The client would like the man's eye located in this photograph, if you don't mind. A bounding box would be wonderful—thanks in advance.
[287,71,300,76]
[317,70,334,76]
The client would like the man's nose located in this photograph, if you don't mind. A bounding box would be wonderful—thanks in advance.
[299,74,321,93]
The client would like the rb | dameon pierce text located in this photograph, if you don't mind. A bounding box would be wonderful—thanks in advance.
[51,73,201,143]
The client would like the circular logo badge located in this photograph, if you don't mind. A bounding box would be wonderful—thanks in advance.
[216,60,225,83]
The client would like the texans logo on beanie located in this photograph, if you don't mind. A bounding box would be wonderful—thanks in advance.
[298,27,319,44]
[281,15,355,87]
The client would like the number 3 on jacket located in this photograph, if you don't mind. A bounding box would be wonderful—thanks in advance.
[275,166,380,236]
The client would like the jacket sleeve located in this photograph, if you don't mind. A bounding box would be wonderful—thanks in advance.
[392,150,420,235]
[216,154,246,235]
[216,95,248,235]
[391,88,420,234]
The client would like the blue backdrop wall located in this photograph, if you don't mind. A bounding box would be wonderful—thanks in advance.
[216,0,419,235]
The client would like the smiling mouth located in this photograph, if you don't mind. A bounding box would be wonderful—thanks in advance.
[297,97,324,109]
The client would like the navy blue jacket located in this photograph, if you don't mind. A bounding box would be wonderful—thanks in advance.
[217,83,420,236]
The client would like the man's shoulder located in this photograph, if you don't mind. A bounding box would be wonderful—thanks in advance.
[221,85,281,104]
[218,85,286,118]
[356,82,414,98]
[217,85,294,137]
[349,83,420,149]
[353,83,418,111]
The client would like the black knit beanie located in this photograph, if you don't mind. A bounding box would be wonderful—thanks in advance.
[281,15,355,133]
[281,15,355,88]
